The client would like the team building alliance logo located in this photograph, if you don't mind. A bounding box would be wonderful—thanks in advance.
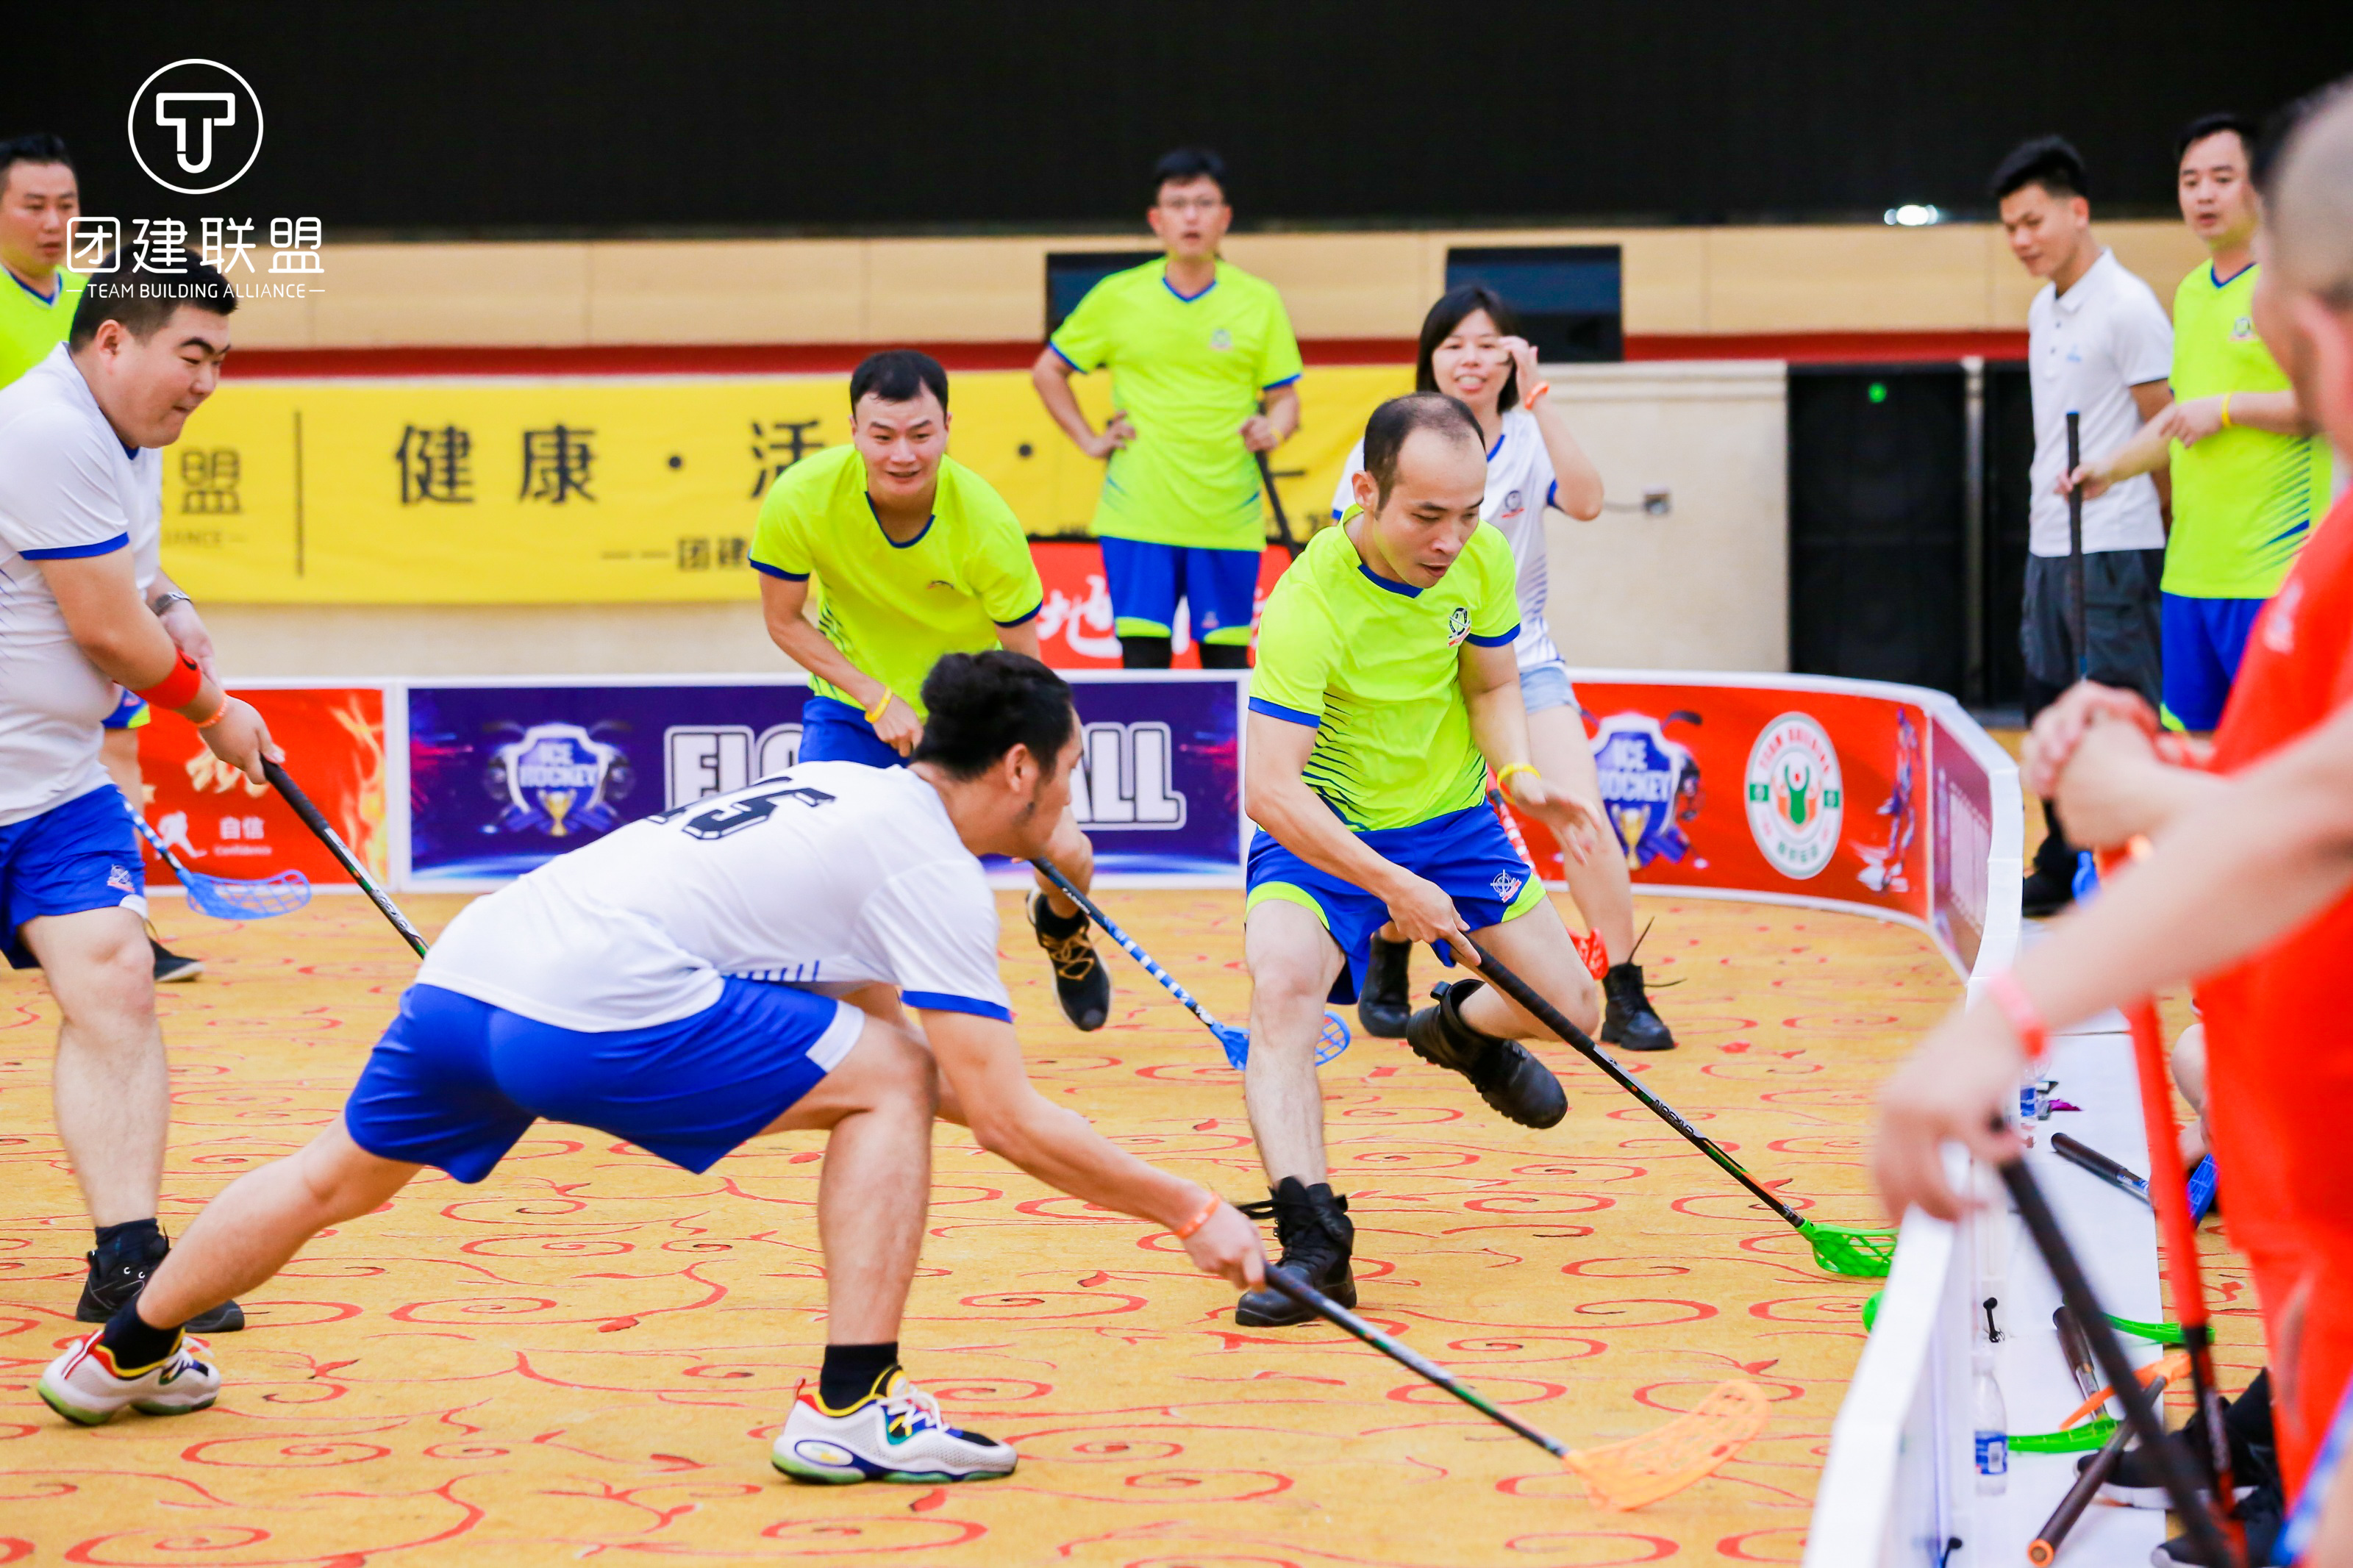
[487,723,632,837]
[1590,712,1703,871]
[1744,712,1844,880]
[128,60,264,195]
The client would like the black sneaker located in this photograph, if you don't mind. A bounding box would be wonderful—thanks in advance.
[77,1234,246,1333]
[2149,1475,2281,1565]
[1404,979,1567,1128]
[1357,934,1413,1038]
[1599,962,1674,1051]
[2021,867,2074,919]
[1234,1178,1355,1327]
[1028,893,1110,1031]
[151,939,203,984]
[2089,1370,2276,1508]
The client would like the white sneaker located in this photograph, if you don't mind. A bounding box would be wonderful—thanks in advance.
[770,1371,1015,1483]
[38,1332,219,1425]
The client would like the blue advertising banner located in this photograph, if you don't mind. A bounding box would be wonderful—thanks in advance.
[405,674,1241,885]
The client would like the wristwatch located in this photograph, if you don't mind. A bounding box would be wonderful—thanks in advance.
[149,590,193,617]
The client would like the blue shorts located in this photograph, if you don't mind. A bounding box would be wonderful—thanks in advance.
[797,692,906,770]
[1100,537,1260,645]
[101,689,151,731]
[0,784,146,970]
[1244,802,1547,1004]
[2162,592,2269,732]
[1519,660,1578,715]
[343,977,864,1182]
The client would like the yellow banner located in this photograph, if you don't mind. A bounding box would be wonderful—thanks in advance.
[160,365,1411,603]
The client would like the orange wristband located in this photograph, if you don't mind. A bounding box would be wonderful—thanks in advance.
[1522,380,1551,406]
[132,651,204,713]
[1984,970,2049,1066]
[1172,1192,1220,1239]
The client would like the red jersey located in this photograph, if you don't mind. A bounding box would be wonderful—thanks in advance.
[2200,487,2353,1491]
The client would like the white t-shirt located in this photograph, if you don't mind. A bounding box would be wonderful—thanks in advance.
[419,762,1013,1033]
[2026,248,2173,557]
[0,344,163,826]
[1333,407,1563,669]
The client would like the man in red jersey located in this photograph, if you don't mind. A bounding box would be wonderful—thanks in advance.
[1873,79,2353,1521]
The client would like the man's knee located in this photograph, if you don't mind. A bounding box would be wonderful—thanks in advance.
[851,1022,939,1116]
[33,913,155,1030]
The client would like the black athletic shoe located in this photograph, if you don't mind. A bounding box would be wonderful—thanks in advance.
[2149,1476,2281,1565]
[1234,1178,1355,1327]
[2088,1370,2277,1508]
[1599,962,1674,1051]
[2021,868,2074,919]
[1028,893,1110,1031]
[1357,935,1413,1038]
[1404,979,1567,1128]
[151,939,202,984]
[77,1234,246,1334]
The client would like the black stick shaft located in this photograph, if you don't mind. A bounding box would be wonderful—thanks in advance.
[2067,409,2088,681]
[1465,941,1808,1229]
[2029,1373,2165,1566]
[1264,1268,1568,1457]
[264,759,429,959]
[1257,449,1300,557]
[1999,1152,2238,1567]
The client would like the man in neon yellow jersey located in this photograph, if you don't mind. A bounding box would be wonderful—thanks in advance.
[0,135,85,390]
[1231,392,1602,1328]
[2069,112,2333,732]
[1031,148,1302,670]
[751,350,1110,1031]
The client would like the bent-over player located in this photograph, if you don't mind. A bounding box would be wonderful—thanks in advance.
[754,350,1110,1031]
[38,653,1265,1483]
[1234,393,1603,1326]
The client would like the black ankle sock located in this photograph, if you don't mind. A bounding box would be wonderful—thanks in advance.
[1198,641,1249,670]
[99,1295,182,1370]
[1032,895,1087,937]
[1119,636,1172,670]
[93,1217,163,1259]
[818,1342,900,1410]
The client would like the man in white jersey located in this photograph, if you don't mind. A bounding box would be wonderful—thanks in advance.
[1329,288,1677,1053]
[37,652,1266,1486]
[0,255,274,1339]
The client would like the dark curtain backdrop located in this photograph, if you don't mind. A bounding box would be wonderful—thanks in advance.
[15,1,2344,235]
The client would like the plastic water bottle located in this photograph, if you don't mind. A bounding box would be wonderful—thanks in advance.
[1973,1350,2008,1494]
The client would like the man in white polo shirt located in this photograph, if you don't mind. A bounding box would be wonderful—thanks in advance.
[1993,136,2174,915]
[0,254,275,1334]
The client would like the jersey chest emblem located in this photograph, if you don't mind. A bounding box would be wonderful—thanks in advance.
[1446,606,1470,646]
[2230,315,2257,343]
[1497,488,1525,521]
[1208,327,1233,351]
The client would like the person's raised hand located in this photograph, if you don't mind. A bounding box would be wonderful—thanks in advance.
[1871,1003,2029,1222]
[2022,681,2157,797]
[1508,773,1602,865]
[1179,1200,1266,1289]
[1501,336,1546,406]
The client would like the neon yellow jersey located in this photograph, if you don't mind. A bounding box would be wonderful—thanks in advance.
[750,445,1044,719]
[2163,260,2333,598]
[1049,258,1304,553]
[1249,519,1521,831]
[0,267,85,390]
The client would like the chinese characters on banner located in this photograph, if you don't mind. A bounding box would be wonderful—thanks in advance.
[157,366,1409,604]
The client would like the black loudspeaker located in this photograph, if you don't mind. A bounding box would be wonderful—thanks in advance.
[1443,246,1624,362]
[1046,251,1162,337]
[1788,366,1968,695]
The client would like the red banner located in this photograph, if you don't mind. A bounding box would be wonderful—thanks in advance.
[1499,679,1931,922]
[133,687,390,887]
[1030,541,1293,668]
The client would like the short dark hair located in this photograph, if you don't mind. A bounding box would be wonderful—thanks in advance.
[1152,146,1227,204]
[2176,112,2260,168]
[1414,286,1523,412]
[913,651,1077,781]
[69,254,238,348]
[1991,136,2090,203]
[0,132,73,196]
[1360,393,1484,510]
[849,348,948,413]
